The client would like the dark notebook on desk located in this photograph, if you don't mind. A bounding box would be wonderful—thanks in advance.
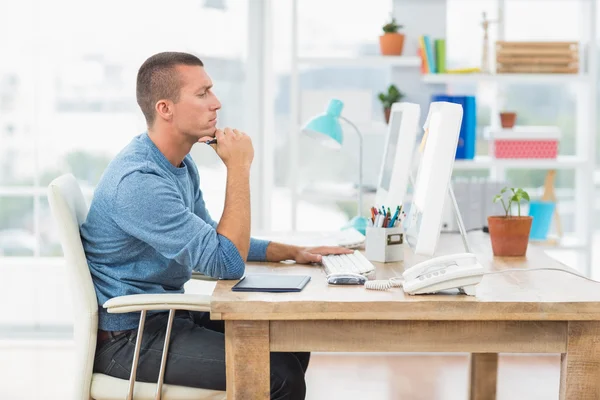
[231,274,311,292]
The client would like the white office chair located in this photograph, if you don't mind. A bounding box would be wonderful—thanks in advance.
[47,174,225,400]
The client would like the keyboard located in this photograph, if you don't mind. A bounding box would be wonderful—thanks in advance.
[321,250,376,276]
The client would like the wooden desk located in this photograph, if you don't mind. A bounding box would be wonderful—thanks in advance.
[210,232,600,400]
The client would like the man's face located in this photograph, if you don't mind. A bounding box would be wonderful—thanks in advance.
[171,64,221,139]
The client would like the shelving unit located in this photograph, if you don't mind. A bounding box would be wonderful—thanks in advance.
[287,0,597,276]
[420,3,597,276]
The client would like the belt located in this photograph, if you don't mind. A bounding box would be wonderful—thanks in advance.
[97,329,133,344]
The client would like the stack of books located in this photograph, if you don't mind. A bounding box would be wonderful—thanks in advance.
[418,35,480,75]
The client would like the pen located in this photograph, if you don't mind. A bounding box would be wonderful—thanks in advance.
[205,138,217,145]
[389,206,400,227]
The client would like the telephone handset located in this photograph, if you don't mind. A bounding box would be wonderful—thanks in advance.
[402,253,484,295]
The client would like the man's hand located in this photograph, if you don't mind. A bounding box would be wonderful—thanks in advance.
[294,246,354,264]
[200,128,254,170]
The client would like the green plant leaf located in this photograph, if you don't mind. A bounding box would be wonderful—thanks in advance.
[500,187,507,194]
[493,194,502,203]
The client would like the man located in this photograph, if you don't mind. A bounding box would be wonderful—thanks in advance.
[80,51,352,399]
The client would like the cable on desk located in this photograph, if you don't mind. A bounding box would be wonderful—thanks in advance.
[364,267,600,292]
[485,267,600,284]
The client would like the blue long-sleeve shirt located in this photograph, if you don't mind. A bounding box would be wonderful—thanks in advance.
[80,132,270,330]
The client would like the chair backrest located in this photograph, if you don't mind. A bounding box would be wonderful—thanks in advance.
[47,174,96,400]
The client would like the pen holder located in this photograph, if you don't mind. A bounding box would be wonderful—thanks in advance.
[365,226,404,263]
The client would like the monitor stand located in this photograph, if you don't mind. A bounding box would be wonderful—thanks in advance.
[448,184,472,254]
[447,184,476,295]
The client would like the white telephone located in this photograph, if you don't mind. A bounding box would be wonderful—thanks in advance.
[402,252,484,295]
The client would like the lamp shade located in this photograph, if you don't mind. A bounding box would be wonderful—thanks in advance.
[301,99,344,149]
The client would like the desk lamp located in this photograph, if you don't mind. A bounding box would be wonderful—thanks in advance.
[302,99,370,234]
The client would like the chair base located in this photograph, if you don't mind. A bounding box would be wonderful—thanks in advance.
[90,373,225,400]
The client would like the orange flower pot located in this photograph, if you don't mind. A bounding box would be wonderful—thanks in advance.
[487,216,532,257]
[379,33,405,56]
[499,112,517,128]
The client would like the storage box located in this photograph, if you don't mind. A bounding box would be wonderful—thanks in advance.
[485,126,560,159]
[365,226,404,263]
[495,41,579,74]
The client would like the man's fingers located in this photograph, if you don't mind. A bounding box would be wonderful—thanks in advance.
[224,127,234,137]
[215,129,226,141]
[308,253,322,263]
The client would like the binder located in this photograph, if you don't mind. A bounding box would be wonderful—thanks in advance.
[431,94,477,160]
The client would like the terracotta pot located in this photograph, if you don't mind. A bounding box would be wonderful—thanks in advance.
[487,216,532,257]
[384,107,391,123]
[379,33,405,56]
[499,112,517,128]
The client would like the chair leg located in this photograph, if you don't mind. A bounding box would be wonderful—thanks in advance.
[128,310,147,400]
[155,309,175,400]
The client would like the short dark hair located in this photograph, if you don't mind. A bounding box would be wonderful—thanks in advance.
[136,52,204,126]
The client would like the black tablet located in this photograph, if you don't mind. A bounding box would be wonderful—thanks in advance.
[231,274,311,292]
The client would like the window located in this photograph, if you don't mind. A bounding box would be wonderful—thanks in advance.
[0,0,249,257]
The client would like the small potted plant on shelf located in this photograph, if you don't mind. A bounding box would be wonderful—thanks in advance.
[378,84,405,123]
[488,187,532,257]
[499,111,517,128]
[379,15,405,55]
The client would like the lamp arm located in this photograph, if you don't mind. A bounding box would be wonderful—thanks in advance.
[340,116,363,218]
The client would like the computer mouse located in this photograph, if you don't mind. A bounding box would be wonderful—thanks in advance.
[327,273,367,285]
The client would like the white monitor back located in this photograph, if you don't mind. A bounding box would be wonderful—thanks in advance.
[402,101,463,256]
[375,102,421,208]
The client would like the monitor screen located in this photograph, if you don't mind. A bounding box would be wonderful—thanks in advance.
[379,111,402,192]
[401,102,463,256]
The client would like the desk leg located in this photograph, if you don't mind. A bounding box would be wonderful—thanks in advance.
[469,353,498,400]
[559,321,600,400]
[225,320,270,400]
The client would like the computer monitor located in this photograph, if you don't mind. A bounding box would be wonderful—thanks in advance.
[375,102,421,208]
[402,101,464,256]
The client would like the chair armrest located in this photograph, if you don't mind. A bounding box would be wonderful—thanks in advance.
[103,294,212,314]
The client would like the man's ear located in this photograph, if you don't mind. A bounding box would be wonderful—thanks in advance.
[155,99,173,122]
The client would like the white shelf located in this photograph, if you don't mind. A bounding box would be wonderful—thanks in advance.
[422,73,589,85]
[298,56,421,68]
[452,156,586,170]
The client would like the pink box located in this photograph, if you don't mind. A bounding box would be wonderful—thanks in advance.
[487,126,560,159]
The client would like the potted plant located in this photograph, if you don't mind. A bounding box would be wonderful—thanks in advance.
[488,187,532,257]
[379,15,405,55]
[378,84,405,123]
[499,111,517,128]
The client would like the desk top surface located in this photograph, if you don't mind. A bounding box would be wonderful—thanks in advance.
[210,232,600,321]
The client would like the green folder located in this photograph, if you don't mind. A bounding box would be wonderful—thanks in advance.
[435,39,446,74]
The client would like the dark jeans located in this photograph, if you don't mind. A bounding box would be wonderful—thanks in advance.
[94,310,310,400]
